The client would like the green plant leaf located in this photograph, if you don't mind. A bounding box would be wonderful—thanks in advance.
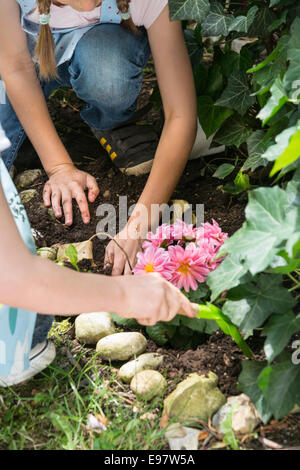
[201,1,234,36]
[169,0,210,21]
[215,71,256,116]
[283,18,300,92]
[234,170,251,191]
[257,78,289,126]
[262,120,300,163]
[270,129,300,176]
[207,254,251,301]
[146,323,170,346]
[223,274,296,333]
[218,186,299,275]
[214,114,253,147]
[263,312,300,363]
[258,360,300,419]
[198,96,234,138]
[238,360,273,424]
[248,7,277,37]
[243,131,269,171]
[213,163,235,179]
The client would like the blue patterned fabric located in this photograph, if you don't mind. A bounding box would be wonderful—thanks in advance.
[0,134,37,379]
[17,0,122,67]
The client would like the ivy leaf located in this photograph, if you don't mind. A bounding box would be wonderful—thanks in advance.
[201,1,234,36]
[258,360,300,419]
[238,360,273,424]
[248,7,277,37]
[215,71,256,116]
[198,96,234,138]
[223,274,296,333]
[213,163,235,179]
[169,0,210,21]
[243,131,269,171]
[263,312,300,363]
[207,254,251,301]
[219,186,298,275]
[263,120,300,165]
[283,18,300,92]
[228,6,259,34]
[257,78,289,126]
[270,129,300,176]
[214,114,253,147]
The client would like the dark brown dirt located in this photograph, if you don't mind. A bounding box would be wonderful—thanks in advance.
[15,80,300,450]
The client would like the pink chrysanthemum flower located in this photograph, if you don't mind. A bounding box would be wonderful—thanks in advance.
[142,224,174,249]
[202,219,228,247]
[168,243,210,292]
[133,246,173,280]
[172,219,197,242]
[197,237,221,271]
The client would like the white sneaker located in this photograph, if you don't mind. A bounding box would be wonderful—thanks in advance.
[0,340,56,388]
[189,119,225,160]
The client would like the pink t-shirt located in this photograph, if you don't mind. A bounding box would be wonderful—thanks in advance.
[27,0,168,30]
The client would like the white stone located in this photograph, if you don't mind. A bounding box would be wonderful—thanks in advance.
[118,353,164,383]
[130,370,166,401]
[212,393,260,435]
[165,424,201,450]
[19,189,38,204]
[75,312,115,345]
[96,332,147,361]
[15,169,42,189]
[36,247,57,261]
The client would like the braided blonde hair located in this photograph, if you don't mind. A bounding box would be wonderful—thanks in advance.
[35,0,139,80]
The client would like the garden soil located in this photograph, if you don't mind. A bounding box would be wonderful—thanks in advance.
[14,83,300,450]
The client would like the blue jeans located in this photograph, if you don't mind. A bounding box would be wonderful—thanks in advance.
[1,23,151,169]
[0,23,150,348]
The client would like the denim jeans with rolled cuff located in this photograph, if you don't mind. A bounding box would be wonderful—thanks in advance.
[0,23,150,348]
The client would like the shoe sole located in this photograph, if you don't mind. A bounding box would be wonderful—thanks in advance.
[0,341,56,388]
[119,158,154,176]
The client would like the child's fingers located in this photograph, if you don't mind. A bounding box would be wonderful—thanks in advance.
[43,182,52,207]
[61,188,73,226]
[86,174,100,203]
[72,183,90,224]
[51,187,62,218]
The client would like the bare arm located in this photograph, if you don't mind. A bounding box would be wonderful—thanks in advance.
[136,5,197,218]
[106,6,197,274]
[0,0,99,225]
[0,159,195,322]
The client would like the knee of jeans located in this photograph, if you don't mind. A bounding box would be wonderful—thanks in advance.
[73,62,140,114]
[70,27,143,112]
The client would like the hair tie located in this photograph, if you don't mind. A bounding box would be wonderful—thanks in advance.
[120,9,131,21]
[39,13,51,25]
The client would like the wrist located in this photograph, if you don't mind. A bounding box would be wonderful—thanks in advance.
[109,275,129,315]
[46,161,75,178]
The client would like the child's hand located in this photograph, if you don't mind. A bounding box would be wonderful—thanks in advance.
[104,227,141,276]
[116,272,198,326]
[43,163,99,226]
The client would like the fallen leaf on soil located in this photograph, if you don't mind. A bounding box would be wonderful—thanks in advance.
[160,408,169,428]
[198,431,209,441]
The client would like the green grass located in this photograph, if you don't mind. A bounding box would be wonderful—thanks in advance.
[0,321,167,451]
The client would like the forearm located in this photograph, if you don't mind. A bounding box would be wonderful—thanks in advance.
[0,252,124,315]
[128,115,197,235]
[2,64,73,174]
